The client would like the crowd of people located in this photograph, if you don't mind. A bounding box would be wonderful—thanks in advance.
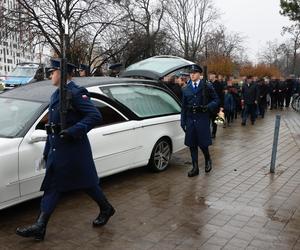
[166,72,300,136]
[14,60,300,241]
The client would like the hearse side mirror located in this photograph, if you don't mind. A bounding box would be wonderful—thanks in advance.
[30,129,47,143]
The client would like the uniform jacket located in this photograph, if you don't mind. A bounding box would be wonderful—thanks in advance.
[41,81,102,192]
[241,82,259,105]
[181,80,219,147]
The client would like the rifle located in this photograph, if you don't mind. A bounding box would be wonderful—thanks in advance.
[203,65,208,84]
[202,65,209,105]
[59,19,69,130]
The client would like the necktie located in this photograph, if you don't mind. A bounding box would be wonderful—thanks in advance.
[194,82,197,90]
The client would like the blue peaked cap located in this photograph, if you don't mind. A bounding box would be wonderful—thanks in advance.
[109,63,122,70]
[79,64,90,71]
[175,71,190,77]
[189,64,203,73]
[48,59,76,73]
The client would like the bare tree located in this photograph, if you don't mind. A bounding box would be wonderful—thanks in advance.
[117,0,168,58]
[205,25,244,61]
[205,25,244,59]
[282,24,300,74]
[259,40,281,66]
[165,0,219,61]
[277,42,292,74]
[3,0,122,64]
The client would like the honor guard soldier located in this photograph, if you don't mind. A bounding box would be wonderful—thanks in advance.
[16,59,115,241]
[181,65,219,177]
[108,63,123,77]
[79,63,90,77]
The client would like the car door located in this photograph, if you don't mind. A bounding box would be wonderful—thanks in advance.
[0,138,22,205]
[120,55,195,80]
[88,98,140,177]
[18,110,48,196]
[16,98,140,196]
[98,84,184,167]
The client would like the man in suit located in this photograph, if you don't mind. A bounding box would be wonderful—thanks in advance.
[241,76,259,125]
[257,78,268,118]
[16,59,115,241]
[181,65,219,177]
[269,77,278,110]
[209,73,224,138]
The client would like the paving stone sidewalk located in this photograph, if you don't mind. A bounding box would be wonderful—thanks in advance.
[0,108,300,250]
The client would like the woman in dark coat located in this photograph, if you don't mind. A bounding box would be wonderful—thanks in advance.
[16,59,115,241]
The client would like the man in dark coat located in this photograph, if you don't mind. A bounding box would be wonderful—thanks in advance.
[241,76,259,125]
[209,73,224,138]
[16,59,115,241]
[165,74,183,101]
[181,65,219,177]
[257,78,268,118]
[285,76,294,107]
[269,77,278,109]
[277,77,286,110]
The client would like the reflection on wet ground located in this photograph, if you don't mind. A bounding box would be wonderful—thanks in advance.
[0,109,300,249]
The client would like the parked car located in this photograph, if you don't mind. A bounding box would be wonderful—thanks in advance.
[0,76,185,209]
[0,81,4,92]
[3,62,45,89]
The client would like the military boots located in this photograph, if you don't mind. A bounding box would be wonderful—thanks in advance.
[16,212,50,241]
[93,204,115,226]
[188,161,199,177]
[205,159,212,173]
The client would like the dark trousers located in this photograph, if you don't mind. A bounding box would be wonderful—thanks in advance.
[285,94,292,107]
[229,110,235,122]
[242,104,256,124]
[41,184,109,214]
[258,103,267,118]
[270,94,277,109]
[224,110,234,123]
[189,146,210,164]
[277,93,284,108]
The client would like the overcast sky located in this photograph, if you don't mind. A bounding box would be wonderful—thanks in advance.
[213,0,293,63]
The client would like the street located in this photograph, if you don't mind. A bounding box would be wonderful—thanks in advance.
[1,109,300,250]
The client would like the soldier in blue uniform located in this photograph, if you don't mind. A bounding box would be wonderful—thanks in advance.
[79,63,90,77]
[16,59,115,241]
[181,65,219,177]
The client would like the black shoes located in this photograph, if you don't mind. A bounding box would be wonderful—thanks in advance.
[93,205,115,227]
[188,162,199,177]
[16,212,50,241]
[188,159,212,176]
[241,122,246,126]
[205,159,212,173]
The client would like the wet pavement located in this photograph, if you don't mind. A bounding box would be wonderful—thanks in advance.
[1,108,300,250]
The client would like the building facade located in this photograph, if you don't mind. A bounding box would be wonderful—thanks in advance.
[0,0,34,77]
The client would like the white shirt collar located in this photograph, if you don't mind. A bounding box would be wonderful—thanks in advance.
[192,80,200,87]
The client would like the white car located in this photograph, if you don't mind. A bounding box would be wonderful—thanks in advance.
[0,76,187,209]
